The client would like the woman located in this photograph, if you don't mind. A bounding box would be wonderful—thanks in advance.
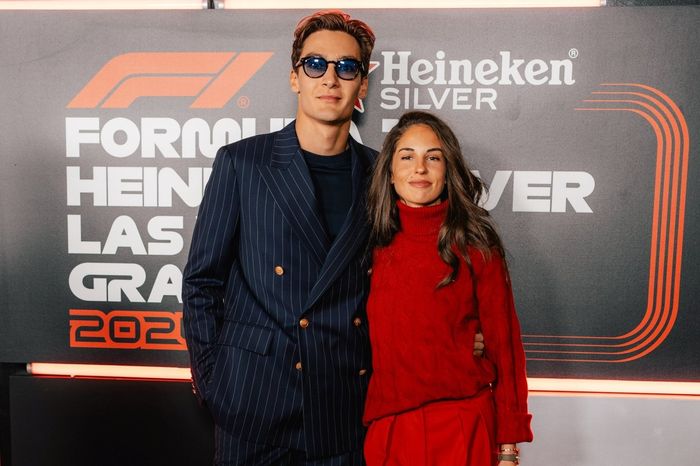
[363,111,533,466]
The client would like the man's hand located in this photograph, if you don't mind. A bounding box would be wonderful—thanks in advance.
[473,331,485,357]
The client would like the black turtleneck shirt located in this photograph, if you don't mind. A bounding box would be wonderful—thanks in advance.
[302,148,353,242]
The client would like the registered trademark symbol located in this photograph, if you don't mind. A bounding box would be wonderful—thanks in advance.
[569,48,579,59]
[237,96,250,108]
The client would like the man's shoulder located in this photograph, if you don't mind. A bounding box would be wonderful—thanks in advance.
[217,126,292,167]
[220,129,280,155]
[349,137,379,161]
[362,143,379,158]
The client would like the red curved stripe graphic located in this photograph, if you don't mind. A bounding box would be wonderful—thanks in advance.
[524,83,688,363]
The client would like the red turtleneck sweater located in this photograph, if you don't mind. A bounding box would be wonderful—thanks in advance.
[363,200,533,444]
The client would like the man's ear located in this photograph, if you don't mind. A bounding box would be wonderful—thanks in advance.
[290,69,300,94]
[358,76,368,99]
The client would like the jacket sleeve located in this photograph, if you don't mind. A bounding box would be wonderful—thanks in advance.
[182,146,240,403]
[473,249,534,444]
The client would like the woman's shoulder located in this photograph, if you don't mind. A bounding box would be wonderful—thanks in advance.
[464,245,505,272]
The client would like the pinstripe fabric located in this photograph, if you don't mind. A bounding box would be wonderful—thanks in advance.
[183,121,376,458]
[215,425,364,466]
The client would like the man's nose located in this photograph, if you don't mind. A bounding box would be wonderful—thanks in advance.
[322,63,340,86]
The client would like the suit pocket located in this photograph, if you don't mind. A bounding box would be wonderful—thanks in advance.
[217,320,274,355]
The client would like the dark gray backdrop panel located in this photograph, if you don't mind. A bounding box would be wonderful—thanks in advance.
[0,8,697,380]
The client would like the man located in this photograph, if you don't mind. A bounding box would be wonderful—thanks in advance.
[183,11,483,465]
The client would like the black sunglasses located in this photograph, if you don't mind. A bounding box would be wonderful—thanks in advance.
[295,56,364,81]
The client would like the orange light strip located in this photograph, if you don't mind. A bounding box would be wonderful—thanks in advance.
[27,362,191,380]
[27,363,700,397]
[528,377,700,396]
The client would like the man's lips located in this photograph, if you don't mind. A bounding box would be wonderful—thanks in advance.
[318,95,341,101]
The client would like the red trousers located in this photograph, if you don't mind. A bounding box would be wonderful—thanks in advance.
[364,389,497,466]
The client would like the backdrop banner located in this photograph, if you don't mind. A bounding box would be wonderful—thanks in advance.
[0,8,697,381]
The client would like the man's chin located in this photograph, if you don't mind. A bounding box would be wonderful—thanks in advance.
[312,113,354,127]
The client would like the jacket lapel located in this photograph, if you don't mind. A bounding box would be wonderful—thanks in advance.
[258,122,330,267]
[304,137,372,311]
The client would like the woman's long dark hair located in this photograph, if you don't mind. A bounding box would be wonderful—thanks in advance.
[367,111,505,287]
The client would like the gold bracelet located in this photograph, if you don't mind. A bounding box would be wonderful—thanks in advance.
[497,453,519,464]
[499,447,519,453]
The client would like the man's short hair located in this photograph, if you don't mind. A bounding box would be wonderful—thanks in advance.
[291,10,375,77]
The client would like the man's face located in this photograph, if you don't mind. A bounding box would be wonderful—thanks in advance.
[290,30,368,126]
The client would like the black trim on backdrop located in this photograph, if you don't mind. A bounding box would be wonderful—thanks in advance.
[607,1,700,4]
[10,376,214,466]
[0,364,24,466]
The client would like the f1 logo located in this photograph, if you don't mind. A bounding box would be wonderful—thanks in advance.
[68,52,273,109]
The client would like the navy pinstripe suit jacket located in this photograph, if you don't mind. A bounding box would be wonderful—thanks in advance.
[183,121,377,457]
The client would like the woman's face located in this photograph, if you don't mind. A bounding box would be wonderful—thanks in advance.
[391,124,447,208]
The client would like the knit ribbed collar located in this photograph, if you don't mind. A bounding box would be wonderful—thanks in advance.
[397,199,448,238]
